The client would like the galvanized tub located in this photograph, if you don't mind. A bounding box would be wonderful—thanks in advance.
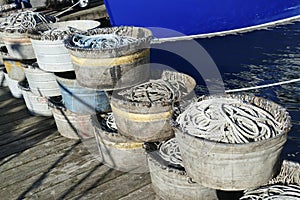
[3,68,22,98]
[3,57,29,81]
[148,138,217,200]
[110,70,196,142]
[55,71,111,114]
[93,113,148,173]
[49,97,95,139]
[18,80,52,116]
[0,44,7,65]
[30,20,100,72]
[240,160,300,199]
[64,26,152,90]
[174,94,291,190]
[24,63,61,97]
[0,66,7,87]
[2,32,36,59]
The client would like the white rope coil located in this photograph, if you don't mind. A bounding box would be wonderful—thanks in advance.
[241,161,300,199]
[71,33,137,49]
[240,184,300,199]
[176,98,282,144]
[159,138,184,167]
[0,11,53,33]
[105,112,117,132]
[118,79,188,103]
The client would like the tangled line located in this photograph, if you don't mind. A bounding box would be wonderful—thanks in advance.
[105,112,117,132]
[177,98,282,144]
[118,79,188,103]
[159,138,184,167]
[240,184,300,199]
[71,33,137,49]
[0,11,53,33]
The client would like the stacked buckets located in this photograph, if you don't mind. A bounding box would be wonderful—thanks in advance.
[0,10,294,200]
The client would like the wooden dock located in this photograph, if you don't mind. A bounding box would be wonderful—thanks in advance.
[0,87,158,200]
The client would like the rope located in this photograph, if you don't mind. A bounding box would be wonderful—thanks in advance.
[240,161,300,199]
[54,1,80,18]
[0,11,54,33]
[159,138,184,167]
[176,98,282,144]
[71,33,137,49]
[225,78,300,93]
[240,184,300,199]
[151,15,300,43]
[105,112,117,131]
[269,160,300,186]
[118,79,188,103]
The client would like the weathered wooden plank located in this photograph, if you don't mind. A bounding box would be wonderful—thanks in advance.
[0,149,101,200]
[119,184,159,200]
[28,164,125,200]
[0,98,24,109]
[0,134,76,172]
[0,102,26,116]
[0,127,58,160]
[0,109,32,126]
[0,87,10,96]
[0,116,53,135]
[0,92,17,102]
[0,119,56,146]
[0,140,82,189]
[70,173,151,200]
[0,88,156,200]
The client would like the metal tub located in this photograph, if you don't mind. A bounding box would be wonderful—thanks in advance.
[24,63,61,97]
[175,94,291,190]
[18,80,52,116]
[3,68,22,98]
[64,26,152,90]
[30,20,100,72]
[55,71,111,114]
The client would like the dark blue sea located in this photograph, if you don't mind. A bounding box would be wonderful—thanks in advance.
[198,21,300,163]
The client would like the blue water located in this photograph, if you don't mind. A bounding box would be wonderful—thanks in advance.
[197,21,300,162]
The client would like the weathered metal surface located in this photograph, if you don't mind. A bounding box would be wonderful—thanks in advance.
[3,57,27,81]
[148,152,218,200]
[110,71,196,142]
[2,33,35,59]
[93,114,148,173]
[18,80,52,116]
[64,26,152,90]
[3,68,22,98]
[30,20,100,72]
[24,64,61,97]
[52,107,94,139]
[174,94,291,190]
[55,71,111,114]
[0,66,7,87]
[0,44,7,65]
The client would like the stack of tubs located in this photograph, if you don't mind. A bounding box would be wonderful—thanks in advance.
[0,9,294,199]
[29,20,107,139]
[1,10,58,116]
[64,26,154,172]
[64,27,293,199]
[0,10,55,115]
[63,26,222,200]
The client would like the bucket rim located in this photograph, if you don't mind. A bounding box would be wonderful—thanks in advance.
[173,94,291,147]
[64,26,152,54]
[110,70,196,108]
[28,20,101,41]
